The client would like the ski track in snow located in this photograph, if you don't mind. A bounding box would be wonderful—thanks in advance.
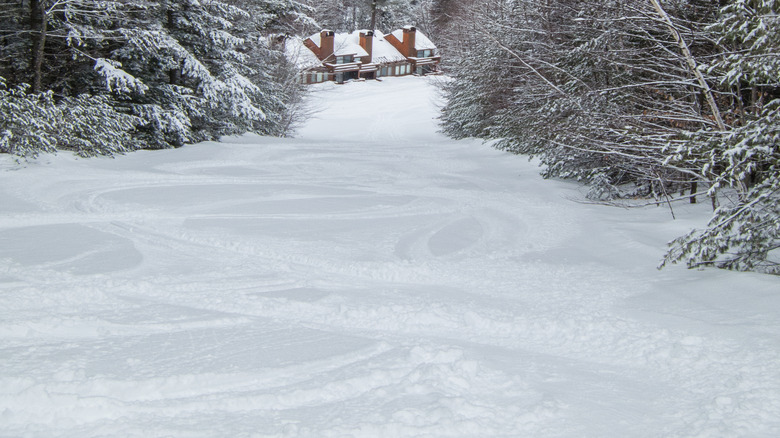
[1,77,779,437]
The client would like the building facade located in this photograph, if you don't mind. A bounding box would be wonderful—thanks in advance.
[299,27,440,84]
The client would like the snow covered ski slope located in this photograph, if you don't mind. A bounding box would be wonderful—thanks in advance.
[1,76,779,437]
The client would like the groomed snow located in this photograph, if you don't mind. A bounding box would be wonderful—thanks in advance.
[1,77,779,437]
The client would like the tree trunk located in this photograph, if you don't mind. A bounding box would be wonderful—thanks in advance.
[167,9,181,85]
[370,1,377,31]
[29,0,47,93]
[649,0,726,131]
[736,82,745,122]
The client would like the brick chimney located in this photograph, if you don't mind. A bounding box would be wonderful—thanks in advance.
[359,30,374,63]
[319,29,335,60]
[402,26,416,57]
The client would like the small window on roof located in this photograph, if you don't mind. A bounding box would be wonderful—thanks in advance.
[336,55,353,64]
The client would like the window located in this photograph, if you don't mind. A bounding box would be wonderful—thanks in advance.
[336,55,353,64]
[316,72,324,82]
[417,49,432,58]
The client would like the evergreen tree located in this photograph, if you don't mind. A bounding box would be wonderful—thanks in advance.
[0,0,313,157]
[663,0,780,273]
[0,78,137,158]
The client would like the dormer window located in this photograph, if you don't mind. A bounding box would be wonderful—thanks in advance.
[416,49,432,58]
[335,55,354,64]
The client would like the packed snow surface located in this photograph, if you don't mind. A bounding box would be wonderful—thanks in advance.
[1,77,779,437]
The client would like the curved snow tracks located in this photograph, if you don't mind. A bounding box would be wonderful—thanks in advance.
[1,77,779,437]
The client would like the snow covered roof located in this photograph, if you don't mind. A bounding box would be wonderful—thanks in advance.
[391,27,437,51]
[414,30,437,51]
[303,30,406,65]
[360,30,406,64]
[285,36,323,69]
[306,31,369,58]
[309,32,322,47]
[333,33,369,58]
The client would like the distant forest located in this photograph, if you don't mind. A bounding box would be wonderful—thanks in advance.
[1,0,778,274]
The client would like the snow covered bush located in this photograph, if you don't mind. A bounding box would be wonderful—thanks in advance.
[664,100,780,274]
[0,77,139,158]
[0,80,58,158]
[56,95,139,157]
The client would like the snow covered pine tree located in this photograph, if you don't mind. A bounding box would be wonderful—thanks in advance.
[0,0,313,157]
[663,0,780,274]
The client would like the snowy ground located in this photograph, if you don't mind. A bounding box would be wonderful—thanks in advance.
[1,76,778,437]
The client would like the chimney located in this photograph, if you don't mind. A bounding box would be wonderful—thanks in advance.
[359,30,374,63]
[402,26,416,57]
[319,29,335,60]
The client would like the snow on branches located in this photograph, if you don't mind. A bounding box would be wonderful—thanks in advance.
[438,0,780,275]
[0,0,310,154]
[94,59,149,95]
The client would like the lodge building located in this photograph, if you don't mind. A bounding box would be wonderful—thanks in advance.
[296,26,440,84]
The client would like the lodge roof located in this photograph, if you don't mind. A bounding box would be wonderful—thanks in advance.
[304,26,437,64]
[366,30,407,63]
[285,36,323,69]
[296,26,440,80]
[391,27,437,51]
[307,31,369,58]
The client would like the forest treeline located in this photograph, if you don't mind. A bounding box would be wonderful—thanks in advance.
[436,0,779,275]
[0,0,433,159]
[1,0,778,274]
[0,0,318,157]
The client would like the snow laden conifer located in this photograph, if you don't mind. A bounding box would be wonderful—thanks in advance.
[664,101,779,273]
[663,0,780,274]
[0,77,138,158]
[0,0,313,156]
[110,0,267,147]
[108,0,312,146]
[707,0,780,89]
[0,79,58,158]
